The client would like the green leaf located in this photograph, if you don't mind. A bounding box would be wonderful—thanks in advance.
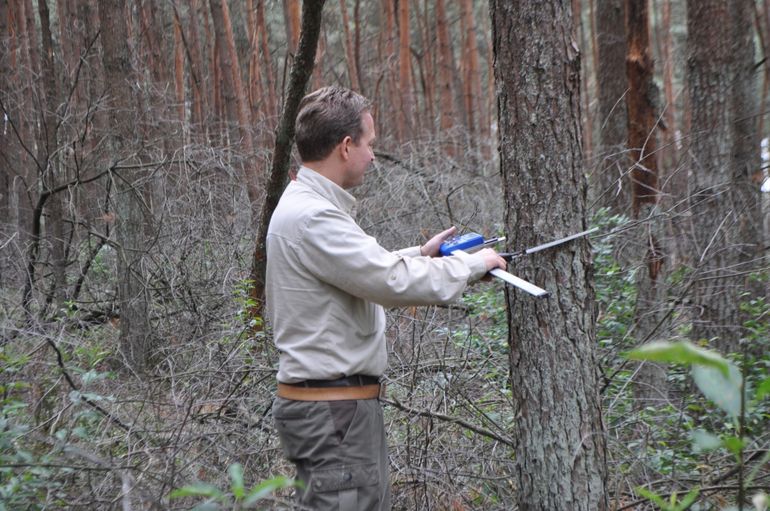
[691,429,721,453]
[722,435,746,461]
[244,476,295,506]
[635,486,666,507]
[676,487,700,510]
[692,364,743,417]
[756,376,770,400]
[625,340,730,376]
[229,463,245,499]
[169,483,224,500]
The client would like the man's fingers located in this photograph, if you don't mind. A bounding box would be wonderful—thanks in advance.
[439,226,457,241]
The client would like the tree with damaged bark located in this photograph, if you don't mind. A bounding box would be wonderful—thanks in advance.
[625,0,668,407]
[491,0,608,509]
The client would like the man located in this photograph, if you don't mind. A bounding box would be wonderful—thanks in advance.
[266,86,506,510]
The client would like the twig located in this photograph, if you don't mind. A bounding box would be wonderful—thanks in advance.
[381,397,515,447]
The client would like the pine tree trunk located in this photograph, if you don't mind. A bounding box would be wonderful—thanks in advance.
[284,0,301,53]
[491,1,608,509]
[687,0,761,353]
[98,0,153,371]
[435,0,454,151]
[339,0,360,91]
[625,0,668,409]
[38,0,67,312]
[595,0,629,211]
[257,0,277,121]
[184,0,210,133]
[173,12,186,124]
[209,0,261,210]
[396,0,412,142]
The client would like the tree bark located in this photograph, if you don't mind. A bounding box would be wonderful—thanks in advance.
[98,0,153,371]
[491,1,608,509]
[625,0,667,409]
[38,0,67,311]
[249,0,325,321]
[173,11,186,124]
[574,0,595,165]
[396,0,412,142]
[209,0,261,210]
[595,0,629,211]
[257,0,278,121]
[435,0,455,152]
[339,0,360,91]
[687,0,761,353]
[284,0,301,54]
[174,0,208,132]
[460,0,481,141]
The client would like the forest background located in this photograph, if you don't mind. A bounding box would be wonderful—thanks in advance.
[1,0,769,509]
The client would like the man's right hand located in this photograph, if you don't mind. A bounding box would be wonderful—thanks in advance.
[478,248,507,272]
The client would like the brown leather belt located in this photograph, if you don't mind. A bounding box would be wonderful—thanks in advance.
[277,382,383,401]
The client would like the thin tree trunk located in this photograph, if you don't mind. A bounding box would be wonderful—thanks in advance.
[311,24,326,91]
[257,0,277,120]
[284,0,301,54]
[246,0,262,125]
[339,0,360,91]
[435,0,454,152]
[416,0,434,129]
[397,0,412,142]
[759,0,770,141]
[625,0,668,409]
[173,11,186,124]
[380,0,396,140]
[491,0,608,508]
[460,0,481,141]
[209,0,260,209]
[98,0,153,371]
[249,0,325,322]
[183,0,209,133]
[595,0,629,211]
[575,0,595,164]
[353,0,362,94]
[38,0,67,312]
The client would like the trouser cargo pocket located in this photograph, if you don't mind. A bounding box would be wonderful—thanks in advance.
[309,463,379,511]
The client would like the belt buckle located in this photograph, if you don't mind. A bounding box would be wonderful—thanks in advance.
[378,381,387,400]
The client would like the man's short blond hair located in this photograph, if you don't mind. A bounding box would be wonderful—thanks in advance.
[295,86,372,162]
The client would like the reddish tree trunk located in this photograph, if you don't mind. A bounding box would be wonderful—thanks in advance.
[435,0,455,150]
[340,0,360,91]
[257,0,277,120]
[460,0,481,139]
[626,0,668,409]
[397,0,412,142]
[209,0,260,208]
[284,0,301,53]
[173,12,186,123]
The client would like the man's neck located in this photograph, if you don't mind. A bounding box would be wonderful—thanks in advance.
[302,161,346,189]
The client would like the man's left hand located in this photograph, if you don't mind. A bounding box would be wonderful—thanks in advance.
[420,226,457,257]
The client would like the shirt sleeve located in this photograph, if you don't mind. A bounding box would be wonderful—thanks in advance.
[298,207,488,307]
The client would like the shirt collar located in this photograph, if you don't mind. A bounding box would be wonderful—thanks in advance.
[296,166,357,215]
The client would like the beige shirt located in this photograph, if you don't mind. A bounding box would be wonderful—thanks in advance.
[266,167,488,383]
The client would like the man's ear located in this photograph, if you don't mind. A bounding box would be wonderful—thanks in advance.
[339,136,352,161]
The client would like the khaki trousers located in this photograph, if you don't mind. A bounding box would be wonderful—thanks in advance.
[273,397,391,510]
